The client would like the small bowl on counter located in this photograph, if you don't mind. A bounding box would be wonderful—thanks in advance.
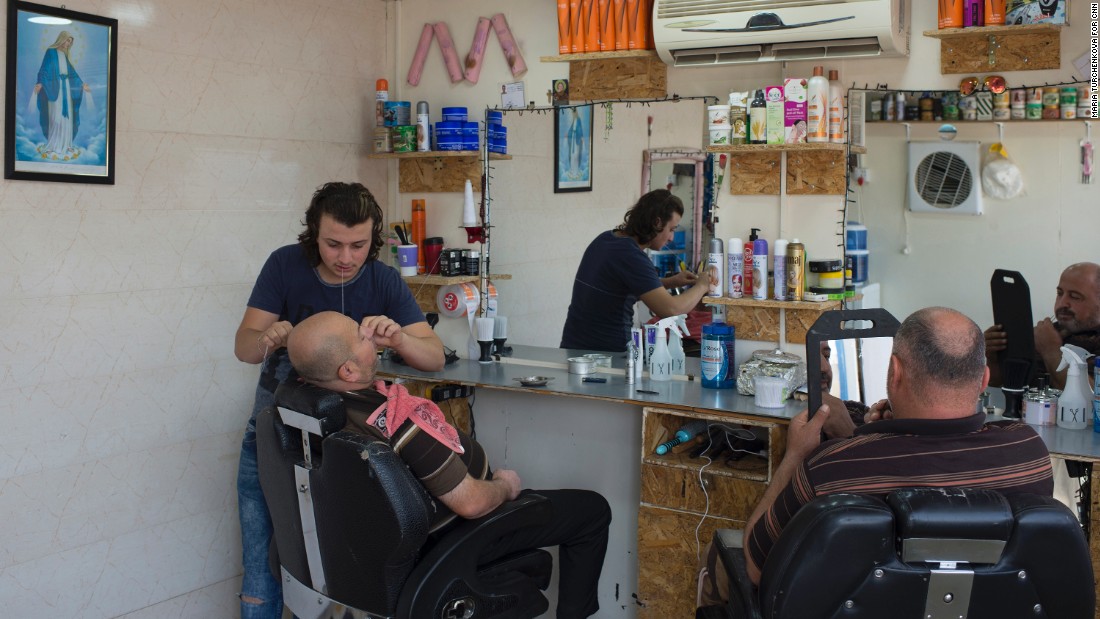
[513,376,554,387]
[567,357,597,375]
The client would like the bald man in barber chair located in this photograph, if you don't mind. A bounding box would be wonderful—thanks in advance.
[286,311,611,619]
[985,261,1100,390]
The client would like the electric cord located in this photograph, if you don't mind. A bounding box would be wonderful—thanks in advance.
[693,422,768,561]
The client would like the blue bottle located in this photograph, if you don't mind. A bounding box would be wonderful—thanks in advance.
[1093,357,1100,432]
[701,324,736,389]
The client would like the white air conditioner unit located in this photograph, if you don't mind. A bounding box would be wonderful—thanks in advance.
[653,0,910,67]
[907,141,983,216]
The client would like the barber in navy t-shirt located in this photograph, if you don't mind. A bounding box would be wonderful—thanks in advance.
[231,182,444,619]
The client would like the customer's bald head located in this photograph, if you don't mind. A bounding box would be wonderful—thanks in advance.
[893,307,987,402]
[287,311,372,387]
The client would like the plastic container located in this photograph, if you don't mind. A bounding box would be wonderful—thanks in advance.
[383,101,410,126]
[488,124,507,154]
[708,125,730,146]
[486,110,504,124]
[846,223,867,251]
[753,376,789,408]
[848,249,869,284]
[1093,358,1100,430]
[435,121,464,151]
[707,105,731,125]
[424,237,444,275]
[701,323,736,389]
[442,106,468,122]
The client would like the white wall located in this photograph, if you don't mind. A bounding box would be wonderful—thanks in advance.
[396,1,1097,353]
[0,0,389,616]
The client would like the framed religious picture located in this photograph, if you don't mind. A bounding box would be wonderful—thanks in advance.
[553,104,593,193]
[5,1,118,184]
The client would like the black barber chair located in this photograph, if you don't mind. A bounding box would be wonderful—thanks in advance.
[699,487,1094,619]
[256,381,554,619]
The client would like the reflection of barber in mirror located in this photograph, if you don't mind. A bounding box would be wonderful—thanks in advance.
[815,341,892,439]
[984,262,1100,390]
[560,189,710,352]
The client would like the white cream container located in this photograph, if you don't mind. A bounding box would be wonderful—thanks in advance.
[708,125,731,146]
[707,105,731,125]
[753,376,789,408]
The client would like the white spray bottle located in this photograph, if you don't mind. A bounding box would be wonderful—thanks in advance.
[1057,344,1092,430]
[663,315,690,376]
[649,322,673,382]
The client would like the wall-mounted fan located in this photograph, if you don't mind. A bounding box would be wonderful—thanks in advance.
[907,140,983,216]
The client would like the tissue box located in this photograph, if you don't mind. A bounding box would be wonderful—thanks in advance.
[765,86,785,145]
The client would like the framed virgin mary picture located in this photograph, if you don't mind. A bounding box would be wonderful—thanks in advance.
[554,104,593,193]
[5,1,118,183]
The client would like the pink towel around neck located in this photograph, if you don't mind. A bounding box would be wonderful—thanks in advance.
[366,380,465,454]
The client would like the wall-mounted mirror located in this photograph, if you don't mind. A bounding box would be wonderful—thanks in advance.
[641,149,708,278]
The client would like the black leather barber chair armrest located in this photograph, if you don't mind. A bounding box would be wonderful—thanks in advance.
[708,528,761,619]
[397,493,554,618]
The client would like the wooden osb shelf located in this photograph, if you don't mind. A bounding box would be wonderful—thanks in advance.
[540,49,666,100]
[922,23,1062,74]
[705,297,842,344]
[706,143,867,154]
[709,144,864,196]
[367,151,511,194]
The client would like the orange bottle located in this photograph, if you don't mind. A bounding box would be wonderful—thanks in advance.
[411,199,426,274]
[558,0,571,54]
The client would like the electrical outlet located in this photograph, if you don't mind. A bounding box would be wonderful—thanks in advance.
[853,166,870,186]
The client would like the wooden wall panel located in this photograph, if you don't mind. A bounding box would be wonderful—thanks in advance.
[937,30,1060,74]
[569,54,667,100]
[728,152,781,195]
[398,157,483,193]
[786,149,846,195]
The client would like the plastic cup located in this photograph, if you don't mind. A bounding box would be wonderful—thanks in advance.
[397,244,418,276]
[753,376,789,408]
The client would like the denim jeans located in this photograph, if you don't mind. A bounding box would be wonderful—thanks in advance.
[237,355,292,619]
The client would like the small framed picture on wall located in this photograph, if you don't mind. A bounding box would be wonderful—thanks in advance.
[554,104,593,193]
[5,1,118,184]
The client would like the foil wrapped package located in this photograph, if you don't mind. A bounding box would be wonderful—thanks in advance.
[737,349,807,396]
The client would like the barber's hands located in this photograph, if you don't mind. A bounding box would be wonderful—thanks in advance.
[786,405,831,463]
[665,270,698,289]
[863,399,893,424]
[984,324,1007,359]
[360,315,405,349]
[257,320,292,353]
[493,469,522,501]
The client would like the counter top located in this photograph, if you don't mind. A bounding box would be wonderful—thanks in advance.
[377,344,805,421]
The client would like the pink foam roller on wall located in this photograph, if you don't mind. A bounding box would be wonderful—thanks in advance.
[490,14,527,78]
[433,22,465,84]
[464,17,492,84]
[406,23,434,87]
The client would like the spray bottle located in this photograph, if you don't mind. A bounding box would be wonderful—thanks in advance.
[744,229,759,297]
[727,237,744,298]
[649,322,673,382]
[773,239,788,301]
[752,231,769,301]
[1093,357,1100,432]
[1057,344,1092,430]
[706,237,724,297]
[662,314,690,376]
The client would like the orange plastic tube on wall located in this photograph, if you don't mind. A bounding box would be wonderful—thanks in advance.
[645,0,655,49]
[614,0,628,50]
[570,0,583,53]
[558,0,571,54]
[939,0,964,28]
[584,0,600,52]
[983,0,1006,25]
[491,14,528,77]
[411,199,426,274]
[598,0,615,51]
[627,0,647,50]
[406,23,434,87]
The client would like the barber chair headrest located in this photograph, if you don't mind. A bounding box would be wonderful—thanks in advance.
[888,487,1013,565]
[274,380,348,438]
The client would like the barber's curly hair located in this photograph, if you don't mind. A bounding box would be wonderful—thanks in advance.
[616,189,683,246]
[298,182,385,266]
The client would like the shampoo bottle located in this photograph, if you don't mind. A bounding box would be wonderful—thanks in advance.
[807,66,829,143]
[706,237,724,297]
[1057,345,1092,430]
[752,233,769,301]
[1093,357,1100,432]
[773,239,788,301]
[727,237,744,298]
[744,229,759,296]
[701,323,735,389]
[827,69,844,143]
[750,89,767,144]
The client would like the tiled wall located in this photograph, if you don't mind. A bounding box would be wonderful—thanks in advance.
[0,0,388,615]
